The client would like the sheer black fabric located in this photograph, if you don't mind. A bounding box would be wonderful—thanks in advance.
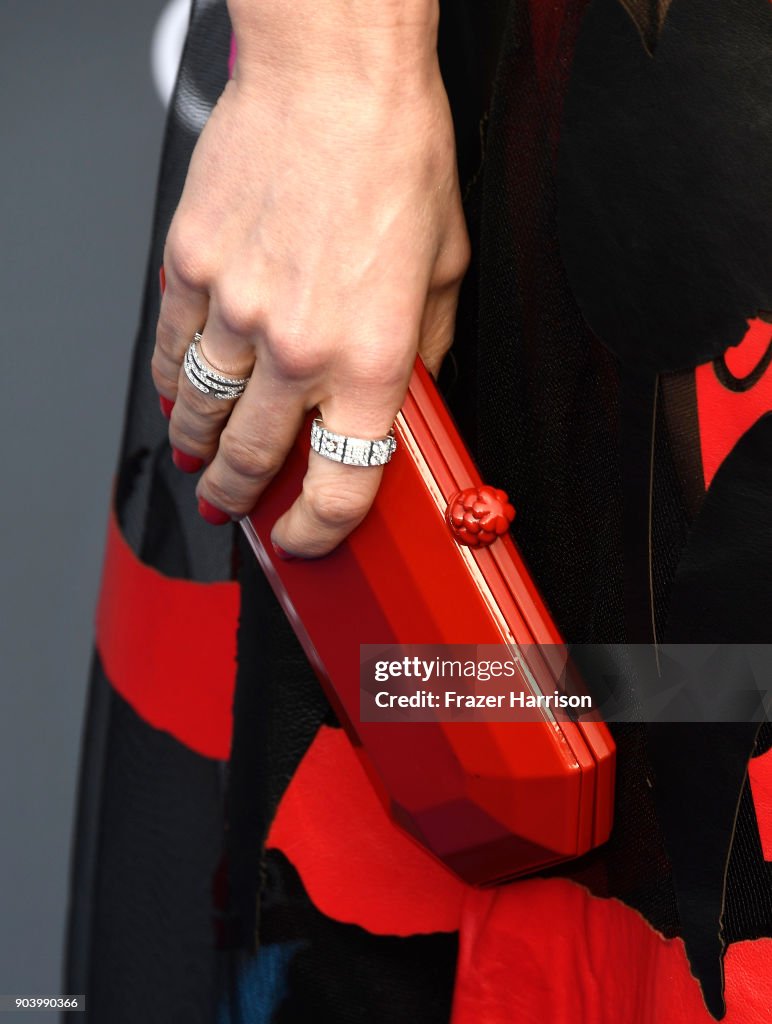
[65,2,772,1021]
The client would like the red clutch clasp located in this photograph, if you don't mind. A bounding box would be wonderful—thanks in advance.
[446,485,516,548]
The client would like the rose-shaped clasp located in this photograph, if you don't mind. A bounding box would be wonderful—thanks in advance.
[445,485,515,548]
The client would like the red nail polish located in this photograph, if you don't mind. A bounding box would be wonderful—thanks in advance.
[198,497,232,526]
[272,541,297,561]
[172,448,204,473]
[159,264,166,295]
[159,395,174,419]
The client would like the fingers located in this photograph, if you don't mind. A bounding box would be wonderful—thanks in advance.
[151,264,209,404]
[269,279,462,557]
[269,385,404,558]
[194,358,309,521]
[167,307,257,467]
[162,277,459,560]
[270,450,385,559]
[156,260,458,558]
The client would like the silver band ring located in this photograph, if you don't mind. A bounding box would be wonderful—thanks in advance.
[310,417,397,467]
[183,334,251,400]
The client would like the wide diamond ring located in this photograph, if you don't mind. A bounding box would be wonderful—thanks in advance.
[183,333,251,400]
[310,417,397,467]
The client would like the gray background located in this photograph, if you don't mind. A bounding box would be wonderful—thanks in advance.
[1,1,170,1017]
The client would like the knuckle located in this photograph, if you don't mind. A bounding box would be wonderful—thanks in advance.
[219,433,278,480]
[452,251,470,286]
[349,334,414,391]
[169,424,209,458]
[352,352,410,392]
[455,225,472,274]
[167,413,208,454]
[436,224,471,288]
[201,467,249,513]
[169,398,223,447]
[266,327,327,381]
[215,288,266,338]
[452,228,472,278]
[202,476,238,513]
[185,388,228,425]
[303,481,372,530]
[151,355,178,396]
[164,226,213,290]
[154,318,182,359]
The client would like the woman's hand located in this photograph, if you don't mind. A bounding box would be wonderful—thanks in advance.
[152,0,469,557]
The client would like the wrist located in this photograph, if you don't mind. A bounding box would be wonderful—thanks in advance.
[227,0,440,93]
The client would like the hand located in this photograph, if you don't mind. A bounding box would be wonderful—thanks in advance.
[152,7,470,557]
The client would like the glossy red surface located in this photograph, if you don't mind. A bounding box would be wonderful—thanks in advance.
[243,357,616,884]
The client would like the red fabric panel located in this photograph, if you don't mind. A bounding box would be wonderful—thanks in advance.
[695,318,772,489]
[95,501,240,760]
[268,724,772,1021]
[450,881,772,1024]
[749,747,772,861]
[267,724,466,935]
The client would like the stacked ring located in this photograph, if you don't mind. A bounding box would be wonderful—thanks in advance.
[183,333,251,400]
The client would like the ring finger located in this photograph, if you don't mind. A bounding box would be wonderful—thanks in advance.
[195,356,310,521]
[168,308,258,468]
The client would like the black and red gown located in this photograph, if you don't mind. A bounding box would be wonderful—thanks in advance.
[65,1,772,1021]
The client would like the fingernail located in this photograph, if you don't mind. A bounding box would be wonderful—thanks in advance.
[271,540,297,561]
[172,447,204,473]
[159,396,175,419]
[198,497,232,526]
[159,264,166,295]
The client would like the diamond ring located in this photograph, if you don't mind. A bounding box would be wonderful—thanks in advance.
[183,333,251,400]
[310,418,397,467]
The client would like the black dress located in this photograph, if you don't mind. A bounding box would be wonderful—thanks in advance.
[65,1,772,1021]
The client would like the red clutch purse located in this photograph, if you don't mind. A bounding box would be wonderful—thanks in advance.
[241,357,615,885]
